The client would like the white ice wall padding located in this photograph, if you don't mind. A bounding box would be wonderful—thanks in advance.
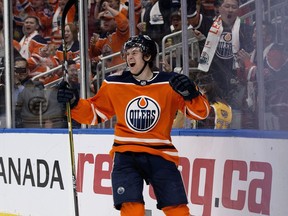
[0,130,287,216]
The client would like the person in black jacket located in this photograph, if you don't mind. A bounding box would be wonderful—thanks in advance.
[187,0,254,129]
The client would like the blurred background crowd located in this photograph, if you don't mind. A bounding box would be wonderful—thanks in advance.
[0,0,287,130]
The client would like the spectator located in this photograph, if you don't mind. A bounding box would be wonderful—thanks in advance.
[199,0,217,19]
[195,72,232,129]
[94,0,121,19]
[137,0,173,49]
[94,0,141,24]
[13,57,30,103]
[238,21,288,130]
[213,0,221,18]
[12,56,30,126]
[0,13,29,64]
[66,60,80,89]
[57,35,210,216]
[19,15,48,77]
[172,72,232,129]
[0,13,20,123]
[25,0,54,43]
[187,0,254,129]
[12,0,29,41]
[15,79,45,128]
[65,59,81,128]
[11,0,53,42]
[15,81,66,128]
[169,10,182,33]
[88,0,102,41]
[31,43,61,84]
[55,23,80,65]
[89,1,129,69]
[160,11,183,72]
[120,0,142,34]
[14,57,66,128]
[30,23,79,85]
[162,11,199,72]
[0,56,27,127]
[92,0,141,41]
[48,0,59,12]
[171,0,181,12]
[51,0,77,47]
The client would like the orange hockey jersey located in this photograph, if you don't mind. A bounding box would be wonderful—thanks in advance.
[71,71,210,165]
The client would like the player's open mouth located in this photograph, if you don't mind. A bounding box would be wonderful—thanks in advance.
[130,63,136,67]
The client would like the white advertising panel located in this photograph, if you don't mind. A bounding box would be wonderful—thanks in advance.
[0,129,287,216]
[0,132,76,216]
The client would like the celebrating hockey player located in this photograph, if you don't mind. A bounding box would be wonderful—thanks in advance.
[57,35,210,216]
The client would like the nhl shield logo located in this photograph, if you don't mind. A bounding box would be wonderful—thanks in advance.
[125,96,160,132]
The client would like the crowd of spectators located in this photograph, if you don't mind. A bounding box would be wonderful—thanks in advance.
[0,0,287,130]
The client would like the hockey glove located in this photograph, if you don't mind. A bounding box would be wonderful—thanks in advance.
[169,74,200,101]
[57,80,79,109]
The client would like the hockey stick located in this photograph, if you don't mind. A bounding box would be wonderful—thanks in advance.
[61,0,79,215]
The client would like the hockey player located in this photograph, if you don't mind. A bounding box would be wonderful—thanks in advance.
[57,35,210,215]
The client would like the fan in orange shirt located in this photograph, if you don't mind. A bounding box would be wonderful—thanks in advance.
[54,23,80,65]
[89,1,130,70]
[51,0,77,47]
[18,16,48,78]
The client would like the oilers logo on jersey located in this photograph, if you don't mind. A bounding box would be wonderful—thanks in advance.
[125,96,160,132]
[216,32,233,59]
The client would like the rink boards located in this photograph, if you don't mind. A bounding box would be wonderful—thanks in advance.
[0,128,287,216]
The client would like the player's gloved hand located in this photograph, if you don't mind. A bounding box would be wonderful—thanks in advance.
[57,80,79,108]
[169,73,200,101]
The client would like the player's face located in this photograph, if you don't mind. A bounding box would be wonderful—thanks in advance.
[125,47,146,75]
